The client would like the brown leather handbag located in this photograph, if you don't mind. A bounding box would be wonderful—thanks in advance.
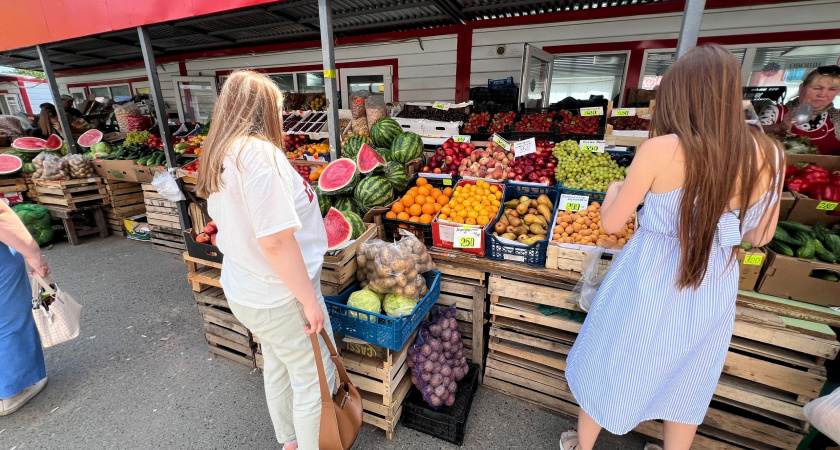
[310,329,363,450]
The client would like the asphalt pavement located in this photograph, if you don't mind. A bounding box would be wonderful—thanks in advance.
[0,236,648,449]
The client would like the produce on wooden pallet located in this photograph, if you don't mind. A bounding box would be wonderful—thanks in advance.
[323,207,365,250]
[552,140,627,191]
[387,177,449,224]
[0,153,23,175]
[407,305,469,408]
[551,201,635,247]
[557,111,602,135]
[370,118,403,149]
[491,194,555,245]
[356,232,436,299]
[32,154,68,181]
[438,179,502,226]
[769,221,840,265]
[506,140,557,184]
[357,144,387,174]
[65,154,95,178]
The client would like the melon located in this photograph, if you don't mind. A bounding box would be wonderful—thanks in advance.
[342,135,373,160]
[370,118,403,149]
[319,158,359,196]
[377,147,392,162]
[77,129,103,147]
[12,137,48,152]
[333,196,360,215]
[354,175,393,211]
[44,134,62,151]
[0,154,23,175]
[343,210,366,239]
[390,132,423,164]
[385,161,409,192]
[357,144,386,175]
[323,207,353,250]
[314,186,332,218]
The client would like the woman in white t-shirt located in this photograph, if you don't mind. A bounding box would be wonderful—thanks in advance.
[196,70,336,450]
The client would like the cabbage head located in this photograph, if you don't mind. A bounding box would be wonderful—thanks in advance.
[383,293,418,318]
[91,142,112,155]
[12,204,53,245]
[347,288,382,322]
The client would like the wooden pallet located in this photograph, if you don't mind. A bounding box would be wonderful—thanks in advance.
[23,177,39,201]
[194,287,256,368]
[0,177,26,194]
[184,253,223,292]
[545,244,615,273]
[34,178,108,210]
[150,225,185,254]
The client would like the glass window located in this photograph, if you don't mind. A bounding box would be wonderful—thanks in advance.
[268,74,295,93]
[297,72,325,93]
[135,87,151,95]
[641,49,747,90]
[110,85,131,101]
[89,86,110,102]
[177,80,216,122]
[747,44,840,107]
[347,74,385,96]
[550,53,627,105]
[71,92,85,106]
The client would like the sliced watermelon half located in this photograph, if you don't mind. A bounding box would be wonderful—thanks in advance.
[44,134,62,150]
[357,144,387,175]
[0,154,23,175]
[11,137,48,152]
[77,129,104,147]
[323,207,352,250]
[319,158,360,196]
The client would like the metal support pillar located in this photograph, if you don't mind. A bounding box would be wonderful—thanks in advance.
[138,25,191,231]
[318,0,341,160]
[675,0,706,59]
[36,44,78,154]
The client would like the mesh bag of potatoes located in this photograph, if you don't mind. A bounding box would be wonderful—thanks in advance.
[66,154,95,179]
[356,230,436,300]
[34,154,70,181]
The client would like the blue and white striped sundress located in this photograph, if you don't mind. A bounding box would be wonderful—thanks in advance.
[565,185,777,434]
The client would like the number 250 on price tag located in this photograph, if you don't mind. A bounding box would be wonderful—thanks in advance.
[454,226,481,249]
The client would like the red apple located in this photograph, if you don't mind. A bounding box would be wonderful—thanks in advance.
[203,221,218,235]
[196,233,211,244]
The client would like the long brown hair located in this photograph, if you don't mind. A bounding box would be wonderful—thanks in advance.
[651,44,782,290]
[38,103,57,136]
[196,70,286,198]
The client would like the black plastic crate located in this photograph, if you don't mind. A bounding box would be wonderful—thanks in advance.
[382,216,434,247]
[408,173,458,191]
[485,183,560,266]
[401,363,481,446]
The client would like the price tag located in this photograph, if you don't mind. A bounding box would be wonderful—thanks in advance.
[443,179,452,186]
[513,138,537,158]
[743,254,764,266]
[433,102,450,110]
[323,69,337,79]
[452,135,471,143]
[580,140,606,153]
[611,108,636,117]
[559,194,589,212]
[454,226,481,249]
[580,107,604,116]
[817,201,838,211]
[491,133,511,151]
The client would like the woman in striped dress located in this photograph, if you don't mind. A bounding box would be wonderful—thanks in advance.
[561,44,784,450]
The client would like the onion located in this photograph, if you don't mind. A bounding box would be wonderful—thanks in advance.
[449,319,459,331]
[421,344,432,357]
[423,360,434,373]
[459,357,467,367]
[411,372,419,385]
[450,330,461,344]
[445,394,456,407]
[448,380,458,393]
[453,367,464,381]
[418,354,427,364]
[408,346,417,357]
[430,339,442,352]
[442,341,452,352]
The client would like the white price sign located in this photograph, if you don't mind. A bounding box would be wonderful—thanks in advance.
[513,138,536,158]
[580,107,604,116]
[611,108,636,117]
[453,226,482,249]
[433,102,450,110]
[491,133,511,151]
[452,135,471,143]
[580,140,606,153]
[559,194,589,212]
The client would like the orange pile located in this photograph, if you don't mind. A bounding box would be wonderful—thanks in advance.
[438,179,502,226]
[386,177,450,224]
[308,165,325,182]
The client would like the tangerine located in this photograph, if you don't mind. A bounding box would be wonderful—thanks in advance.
[441,205,452,216]
[414,195,427,206]
[434,204,442,213]
[421,203,435,215]
[416,177,429,187]
[409,216,421,223]
[419,214,433,224]
[397,212,410,221]
[477,216,490,226]
[385,211,397,219]
[418,186,431,196]
[401,195,414,207]
[409,204,422,216]
[439,214,448,221]
[465,218,477,225]
[437,195,449,205]
[391,202,405,213]
[443,187,453,197]
[430,189,441,200]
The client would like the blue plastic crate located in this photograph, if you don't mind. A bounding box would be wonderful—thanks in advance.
[485,183,560,266]
[324,270,441,351]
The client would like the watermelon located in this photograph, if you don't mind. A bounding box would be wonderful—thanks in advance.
[357,144,387,175]
[370,118,403,149]
[12,137,48,152]
[342,135,373,160]
[7,151,34,164]
[314,186,332,218]
[319,158,359,196]
[0,154,23,175]
[377,147,392,162]
[354,175,393,211]
[323,208,353,250]
[333,196,360,215]
[343,210,366,240]
[390,132,423,163]
[44,134,62,150]
[385,161,409,192]
[77,129,103,147]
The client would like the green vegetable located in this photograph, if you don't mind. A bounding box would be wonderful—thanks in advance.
[813,222,830,243]
[814,240,838,263]
[383,293,418,318]
[740,241,753,251]
[768,240,794,257]
[12,204,54,246]
[811,270,839,282]
[824,234,840,255]
[795,234,816,259]
[778,221,812,236]
[347,288,382,322]
[772,227,802,247]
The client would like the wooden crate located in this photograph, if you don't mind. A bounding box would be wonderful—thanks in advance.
[545,244,614,273]
[0,177,26,194]
[33,178,108,210]
[321,223,379,296]
[103,179,145,210]
[433,261,487,372]
[193,286,256,368]
[184,252,222,292]
[23,177,39,201]
[150,224,185,254]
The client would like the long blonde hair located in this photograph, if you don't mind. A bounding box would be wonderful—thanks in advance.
[651,44,782,290]
[38,103,57,136]
[196,70,285,198]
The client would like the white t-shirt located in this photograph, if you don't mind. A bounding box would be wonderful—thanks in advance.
[208,137,327,308]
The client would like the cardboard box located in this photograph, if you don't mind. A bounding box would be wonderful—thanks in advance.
[785,154,840,226]
[133,166,156,183]
[92,159,139,182]
[738,248,766,291]
[757,249,840,307]
[778,191,795,221]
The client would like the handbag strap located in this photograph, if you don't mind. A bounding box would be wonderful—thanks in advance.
[309,329,352,405]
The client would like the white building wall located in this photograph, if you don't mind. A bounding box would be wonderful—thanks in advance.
[20,80,52,109]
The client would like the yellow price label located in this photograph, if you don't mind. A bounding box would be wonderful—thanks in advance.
[565,202,582,211]
[580,107,603,116]
[816,201,838,211]
[743,255,764,266]
[443,179,452,186]
[323,69,337,79]
[614,109,630,116]
[458,236,476,247]
[581,145,598,152]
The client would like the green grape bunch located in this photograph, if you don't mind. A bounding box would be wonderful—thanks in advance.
[552,140,626,192]
[125,131,152,146]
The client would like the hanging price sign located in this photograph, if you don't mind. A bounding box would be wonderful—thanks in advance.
[491,133,511,151]
[742,254,764,266]
[580,107,604,116]
[452,135,471,143]
[513,138,537,158]
[580,140,606,153]
[611,108,636,117]
[559,194,589,212]
[433,102,450,110]
[454,226,482,249]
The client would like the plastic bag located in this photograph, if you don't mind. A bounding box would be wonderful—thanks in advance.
[0,115,32,140]
[365,96,387,128]
[407,305,469,409]
[355,230,436,300]
[350,95,367,119]
[569,246,608,312]
[34,155,69,181]
[804,387,840,443]
[65,154,95,179]
[151,170,185,202]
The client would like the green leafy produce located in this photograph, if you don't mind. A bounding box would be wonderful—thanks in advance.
[347,288,382,321]
[552,140,626,191]
[91,142,112,155]
[12,204,54,246]
[383,293,418,318]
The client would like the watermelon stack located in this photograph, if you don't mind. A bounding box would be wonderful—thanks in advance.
[341,135,373,160]
[370,118,403,149]
[389,132,423,164]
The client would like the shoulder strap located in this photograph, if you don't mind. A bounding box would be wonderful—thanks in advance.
[310,329,352,405]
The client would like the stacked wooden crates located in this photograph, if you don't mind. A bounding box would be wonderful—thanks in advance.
[431,260,487,370]
[482,273,840,450]
[102,179,145,235]
[321,223,378,297]
[142,184,186,254]
[33,178,108,210]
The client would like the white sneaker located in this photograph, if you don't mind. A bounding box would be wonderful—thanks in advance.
[0,377,48,416]
[644,444,663,450]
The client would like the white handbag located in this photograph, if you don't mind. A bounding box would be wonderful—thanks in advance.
[31,274,82,348]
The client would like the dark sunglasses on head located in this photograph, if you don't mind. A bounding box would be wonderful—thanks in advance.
[817,65,840,76]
